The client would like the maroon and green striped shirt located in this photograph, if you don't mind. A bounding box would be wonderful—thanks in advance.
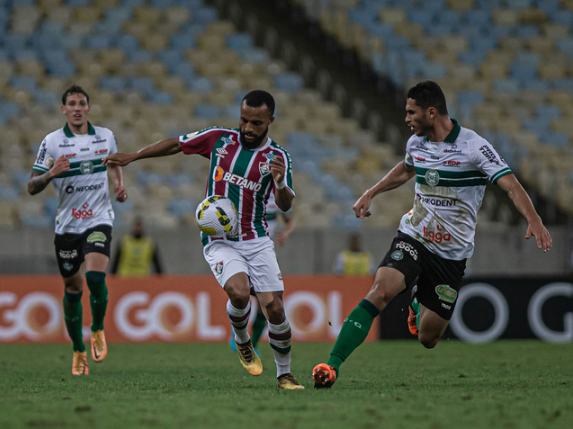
[179,127,294,245]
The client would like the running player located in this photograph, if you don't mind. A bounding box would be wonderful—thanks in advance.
[103,90,304,389]
[28,84,128,375]
[312,80,552,388]
[229,191,296,352]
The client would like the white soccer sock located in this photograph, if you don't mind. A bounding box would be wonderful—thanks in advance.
[268,320,292,377]
[226,300,251,345]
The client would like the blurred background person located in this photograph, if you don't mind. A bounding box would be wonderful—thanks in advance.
[333,233,374,276]
[111,216,163,277]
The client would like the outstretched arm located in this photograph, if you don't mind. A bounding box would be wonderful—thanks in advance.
[102,137,182,167]
[496,174,552,252]
[353,160,416,219]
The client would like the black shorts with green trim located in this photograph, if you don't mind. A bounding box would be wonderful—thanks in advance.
[54,224,112,277]
[379,231,466,320]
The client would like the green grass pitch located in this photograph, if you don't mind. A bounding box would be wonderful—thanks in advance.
[0,341,571,429]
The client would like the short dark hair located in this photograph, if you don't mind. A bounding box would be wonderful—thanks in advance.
[407,80,448,115]
[61,84,90,105]
[242,90,275,115]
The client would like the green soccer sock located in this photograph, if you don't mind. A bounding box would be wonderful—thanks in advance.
[86,271,108,332]
[328,299,380,375]
[411,297,420,330]
[251,311,267,348]
[63,291,85,353]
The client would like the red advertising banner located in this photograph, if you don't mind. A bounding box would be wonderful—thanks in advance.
[0,275,377,343]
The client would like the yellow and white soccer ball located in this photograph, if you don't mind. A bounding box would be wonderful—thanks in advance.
[195,195,238,238]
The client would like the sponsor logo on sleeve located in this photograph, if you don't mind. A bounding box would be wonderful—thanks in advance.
[479,145,500,165]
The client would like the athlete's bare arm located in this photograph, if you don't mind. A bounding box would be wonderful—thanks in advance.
[28,155,70,195]
[269,153,293,212]
[353,161,416,218]
[496,174,552,252]
[102,137,182,167]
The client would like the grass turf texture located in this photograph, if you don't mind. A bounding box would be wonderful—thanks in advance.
[0,341,571,429]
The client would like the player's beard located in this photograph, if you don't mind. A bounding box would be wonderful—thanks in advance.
[240,127,268,149]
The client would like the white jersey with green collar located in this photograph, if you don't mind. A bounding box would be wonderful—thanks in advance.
[32,122,117,235]
[399,119,512,260]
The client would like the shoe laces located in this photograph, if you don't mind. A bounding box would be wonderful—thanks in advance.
[279,373,299,385]
[93,332,104,349]
[238,342,254,362]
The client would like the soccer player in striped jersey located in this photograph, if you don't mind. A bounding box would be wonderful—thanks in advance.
[28,85,128,376]
[313,80,552,389]
[103,90,304,389]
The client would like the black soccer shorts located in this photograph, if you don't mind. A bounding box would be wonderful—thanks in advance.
[54,224,112,277]
[379,231,466,320]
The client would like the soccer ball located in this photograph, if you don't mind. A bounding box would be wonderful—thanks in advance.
[195,195,238,238]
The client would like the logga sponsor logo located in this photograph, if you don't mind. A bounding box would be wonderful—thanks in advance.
[0,292,62,341]
[423,225,451,243]
[71,203,93,219]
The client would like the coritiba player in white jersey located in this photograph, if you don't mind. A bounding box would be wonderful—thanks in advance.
[103,90,304,390]
[313,80,553,389]
[28,85,128,376]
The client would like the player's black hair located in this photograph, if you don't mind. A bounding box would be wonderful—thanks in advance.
[407,80,448,115]
[61,84,90,105]
[242,90,275,115]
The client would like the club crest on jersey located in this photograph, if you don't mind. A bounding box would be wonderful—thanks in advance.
[79,160,94,174]
[259,162,271,176]
[425,169,440,186]
[221,136,234,144]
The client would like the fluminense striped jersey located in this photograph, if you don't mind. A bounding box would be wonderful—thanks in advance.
[179,127,294,245]
[400,119,511,260]
[32,123,117,235]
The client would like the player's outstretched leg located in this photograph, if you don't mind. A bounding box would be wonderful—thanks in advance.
[312,299,380,389]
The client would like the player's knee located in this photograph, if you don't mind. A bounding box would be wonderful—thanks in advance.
[225,285,250,307]
[263,300,285,324]
[418,332,440,349]
[365,283,394,309]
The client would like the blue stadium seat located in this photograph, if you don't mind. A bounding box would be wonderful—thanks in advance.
[10,75,37,92]
[194,7,218,24]
[226,33,253,52]
[170,34,196,50]
[99,76,127,92]
[168,197,196,216]
[274,72,304,92]
[148,92,174,104]
[194,103,221,119]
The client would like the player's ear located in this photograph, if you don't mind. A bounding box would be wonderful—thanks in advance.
[269,115,275,125]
